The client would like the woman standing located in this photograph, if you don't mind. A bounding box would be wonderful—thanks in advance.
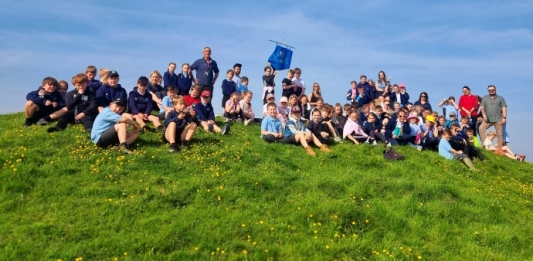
[458,86,479,135]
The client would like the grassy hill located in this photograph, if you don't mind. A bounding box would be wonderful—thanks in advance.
[1,112,532,261]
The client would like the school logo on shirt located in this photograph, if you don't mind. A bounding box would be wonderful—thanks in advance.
[82,95,88,101]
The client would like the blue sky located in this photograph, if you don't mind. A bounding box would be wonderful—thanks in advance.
[1,0,532,160]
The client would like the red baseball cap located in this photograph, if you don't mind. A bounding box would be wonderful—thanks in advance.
[201,90,211,97]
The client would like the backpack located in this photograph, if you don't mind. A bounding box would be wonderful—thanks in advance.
[383,147,405,160]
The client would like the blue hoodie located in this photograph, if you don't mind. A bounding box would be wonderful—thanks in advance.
[26,86,65,109]
[128,89,152,115]
[96,84,127,108]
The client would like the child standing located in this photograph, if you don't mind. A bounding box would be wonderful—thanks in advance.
[177,63,194,95]
[439,129,478,170]
[291,68,306,98]
[24,77,66,127]
[221,69,236,120]
[163,62,179,88]
[164,96,198,153]
[237,76,249,100]
[195,90,230,135]
[91,98,138,153]
[47,73,97,133]
[261,102,283,143]
[128,76,164,132]
[346,80,358,106]
[263,65,277,99]
[280,69,294,100]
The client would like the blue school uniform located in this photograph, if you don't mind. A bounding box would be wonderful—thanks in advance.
[128,90,153,115]
[91,107,121,143]
[195,101,215,121]
[261,116,282,138]
[163,71,179,88]
[177,73,193,95]
[26,87,65,109]
[96,84,127,108]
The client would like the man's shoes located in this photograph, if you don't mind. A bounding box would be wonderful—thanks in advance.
[47,126,62,133]
[35,118,50,125]
[221,124,230,135]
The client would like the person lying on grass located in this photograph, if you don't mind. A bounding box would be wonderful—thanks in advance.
[283,105,331,156]
[90,98,138,154]
[484,131,525,162]
[163,96,197,153]
[439,129,478,171]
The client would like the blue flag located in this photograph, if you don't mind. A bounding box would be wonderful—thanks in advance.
[268,45,293,71]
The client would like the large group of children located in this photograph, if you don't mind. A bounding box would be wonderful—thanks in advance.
[23,64,526,169]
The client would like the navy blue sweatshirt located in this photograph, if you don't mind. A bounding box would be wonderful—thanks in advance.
[163,71,179,88]
[357,82,375,101]
[194,102,215,121]
[164,110,195,128]
[26,87,65,109]
[65,89,97,115]
[88,79,102,92]
[128,90,152,115]
[96,84,127,108]
[221,79,236,96]
[177,73,193,95]
[385,117,411,138]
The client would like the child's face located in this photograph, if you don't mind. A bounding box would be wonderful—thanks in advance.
[201,96,210,104]
[439,118,445,125]
[267,98,275,104]
[294,72,301,79]
[226,71,234,80]
[292,112,301,119]
[301,97,308,104]
[168,64,176,73]
[312,112,321,122]
[287,71,293,79]
[369,103,375,110]
[108,76,119,86]
[432,112,438,118]
[394,103,400,111]
[358,88,364,94]
[368,116,375,123]
[231,95,238,102]
[242,80,248,86]
[316,100,323,109]
[393,86,399,93]
[280,101,288,108]
[43,83,56,93]
[244,94,252,103]
[360,77,367,84]
[442,133,451,141]
[58,83,68,94]
[407,104,413,111]
[349,113,357,122]
[461,119,468,125]
[321,110,328,118]
[363,107,369,114]
[466,132,474,139]
[488,135,495,141]
[265,68,272,76]
[167,90,177,98]
[137,84,147,93]
[74,83,86,92]
[191,89,198,97]
[335,107,342,115]
[174,102,185,112]
[289,97,297,106]
[150,74,158,84]
[450,115,456,121]
[86,72,95,80]
[351,82,357,89]
[268,106,277,117]
[181,64,189,73]
[409,118,417,124]
[110,103,124,114]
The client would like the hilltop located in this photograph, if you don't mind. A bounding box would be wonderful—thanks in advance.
[1,112,532,260]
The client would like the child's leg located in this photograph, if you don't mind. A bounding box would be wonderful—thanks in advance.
[115,122,129,143]
[133,114,147,127]
[347,134,359,144]
[125,132,138,145]
[24,101,39,119]
[56,110,76,129]
[165,122,177,144]
[181,123,197,142]
[212,123,222,133]
[295,133,310,148]
[502,145,516,157]
[200,121,210,131]
[262,134,277,143]
[375,132,388,143]
[325,122,338,138]
[147,115,162,128]
[472,147,485,161]
[49,108,67,120]
[80,114,95,132]
[311,133,324,147]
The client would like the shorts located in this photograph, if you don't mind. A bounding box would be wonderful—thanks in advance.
[159,112,165,120]
[222,95,230,108]
[32,105,56,121]
[279,135,297,144]
[162,126,184,143]
[96,126,119,148]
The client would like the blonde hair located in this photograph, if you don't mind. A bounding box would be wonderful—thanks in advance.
[150,70,162,79]
[172,96,185,106]
[487,131,496,137]
[99,68,109,83]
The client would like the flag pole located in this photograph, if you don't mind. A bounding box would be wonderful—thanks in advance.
[268,40,295,49]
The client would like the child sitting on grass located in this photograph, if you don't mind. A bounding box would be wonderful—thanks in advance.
[96,70,127,113]
[159,86,178,121]
[261,102,283,143]
[195,90,229,135]
[47,73,97,133]
[224,92,243,122]
[239,91,255,125]
[284,106,331,156]
[128,76,164,132]
[321,104,342,142]
[363,112,388,145]
[484,131,525,162]
[91,98,138,154]
[343,110,369,145]
[163,96,198,153]
[439,129,478,171]
[24,77,66,127]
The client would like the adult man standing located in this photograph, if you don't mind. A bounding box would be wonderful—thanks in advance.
[190,47,219,97]
[232,63,242,87]
[479,85,507,149]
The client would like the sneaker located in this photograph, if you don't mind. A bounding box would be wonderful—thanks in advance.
[47,126,61,133]
[224,117,230,123]
[519,154,526,162]
[35,118,50,125]
[372,140,378,146]
[365,140,370,144]
[169,144,179,153]
[320,144,331,152]
[236,118,243,123]
[386,142,392,147]
[244,119,251,126]
[23,122,33,128]
[221,124,230,135]
[305,146,316,156]
[117,143,132,154]
[180,141,190,150]
[157,125,165,132]
[334,137,342,143]
[143,125,155,132]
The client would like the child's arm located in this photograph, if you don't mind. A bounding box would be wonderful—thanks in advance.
[26,90,49,106]
[224,100,234,112]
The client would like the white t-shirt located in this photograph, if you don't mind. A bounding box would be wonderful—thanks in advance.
[483,138,496,150]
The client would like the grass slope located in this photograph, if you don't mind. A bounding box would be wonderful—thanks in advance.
[1,112,533,261]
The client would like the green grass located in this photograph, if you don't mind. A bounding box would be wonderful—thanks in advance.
[1,112,533,260]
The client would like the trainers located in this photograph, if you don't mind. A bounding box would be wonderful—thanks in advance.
[236,118,243,123]
[143,125,155,132]
[180,141,190,150]
[117,143,132,154]
[224,117,230,123]
[47,126,62,133]
[320,144,331,152]
[221,124,230,135]
[169,144,179,153]
[365,140,370,144]
[518,154,526,162]
[372,140,378,146]
[386,142,392,147]
[334,137,342,143]
[157,125,165,132]
[35,118,50,125]
[244,119,251,126]
[305,146,316,156]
